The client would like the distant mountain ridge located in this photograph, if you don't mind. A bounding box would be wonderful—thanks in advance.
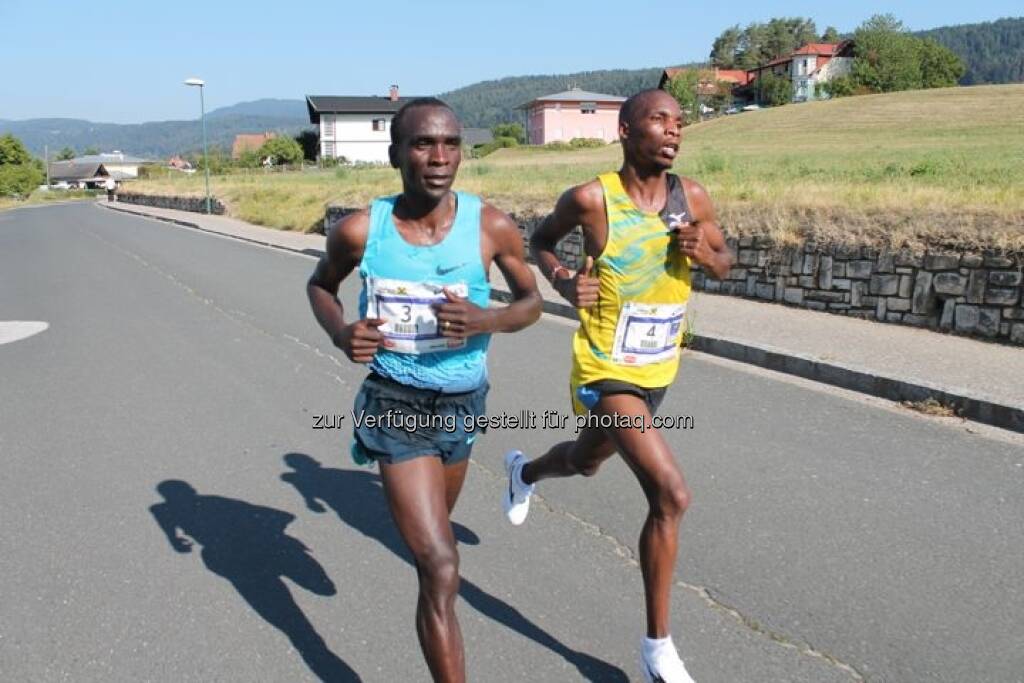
[0,114,313,159]
[207,98,309,119]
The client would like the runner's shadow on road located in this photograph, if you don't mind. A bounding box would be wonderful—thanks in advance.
[149,480,361,682]
[281,452,629,682]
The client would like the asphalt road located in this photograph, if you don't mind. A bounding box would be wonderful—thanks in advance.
[1,203,1022,683]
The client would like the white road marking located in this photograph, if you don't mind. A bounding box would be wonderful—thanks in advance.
[0,321,49,345]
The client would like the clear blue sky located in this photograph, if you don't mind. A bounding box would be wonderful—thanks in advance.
[1,0,1018,123]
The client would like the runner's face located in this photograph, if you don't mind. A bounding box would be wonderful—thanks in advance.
[623,93,682,171]
[393,107,462,200]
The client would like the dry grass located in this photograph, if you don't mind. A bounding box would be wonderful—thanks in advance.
[901,398,959,417]
[129,85,1024,249]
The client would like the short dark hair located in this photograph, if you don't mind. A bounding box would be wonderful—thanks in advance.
[619,88,670,127]
[390,97,457,144]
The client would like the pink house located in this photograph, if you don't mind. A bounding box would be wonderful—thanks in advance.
[519,87,626,145]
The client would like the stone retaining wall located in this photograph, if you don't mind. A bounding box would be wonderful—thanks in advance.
[688,237,1023,345]
[118,192,225,215]
[326,207,1024,345]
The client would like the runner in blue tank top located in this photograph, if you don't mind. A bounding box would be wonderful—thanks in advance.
[306,98,541,682]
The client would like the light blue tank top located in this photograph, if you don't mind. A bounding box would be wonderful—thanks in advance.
[358,192,491,393]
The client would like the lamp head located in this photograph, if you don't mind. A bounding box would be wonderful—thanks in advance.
[184,78,205,87]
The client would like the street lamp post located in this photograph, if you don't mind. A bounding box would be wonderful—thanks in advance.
[184,77,212,214]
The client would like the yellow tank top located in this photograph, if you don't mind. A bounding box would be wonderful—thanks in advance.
[570,172,692,390]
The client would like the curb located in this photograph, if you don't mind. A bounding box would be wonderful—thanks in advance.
[99,202,1024,434]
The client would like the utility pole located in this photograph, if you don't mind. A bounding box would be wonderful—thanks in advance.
[44,144,50,187]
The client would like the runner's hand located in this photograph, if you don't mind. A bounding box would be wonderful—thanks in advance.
[675,222,712,264]
[334,318,385,363]
[436,288,492,338]
[555,256,599,308]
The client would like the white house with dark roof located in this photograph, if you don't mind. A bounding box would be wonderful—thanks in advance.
[307,85,426,164]
[518,87,626,145]
[48,151,154,188]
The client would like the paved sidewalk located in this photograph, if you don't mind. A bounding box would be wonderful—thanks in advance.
[101,201,1024,432]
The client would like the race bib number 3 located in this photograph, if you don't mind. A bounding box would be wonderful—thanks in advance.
[366,277,468,354]
[611,302,686,366]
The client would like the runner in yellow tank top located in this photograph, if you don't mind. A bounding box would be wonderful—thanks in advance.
[502,89,733,683]
[570,170,693,412]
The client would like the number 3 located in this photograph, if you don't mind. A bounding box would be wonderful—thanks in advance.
[401,305,412,323]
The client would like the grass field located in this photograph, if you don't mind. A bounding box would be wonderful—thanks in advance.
[128,85,1024,249]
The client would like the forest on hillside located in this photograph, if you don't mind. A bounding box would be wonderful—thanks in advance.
[439,66,699,128]
[918,17,1024,84]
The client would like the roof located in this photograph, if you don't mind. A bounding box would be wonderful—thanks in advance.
[73,152,149,165]
[518,87,626,109]
[49,161,109,181]
[232,132,276,158]
[714,69,751,85]
[793,42,841,56]
[658,68,751,89]
[306,95,425,122]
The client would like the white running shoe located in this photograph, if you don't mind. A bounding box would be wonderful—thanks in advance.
[640,643,696,683]
[503,450,535,526]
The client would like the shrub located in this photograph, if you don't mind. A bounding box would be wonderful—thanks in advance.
[473,136,519,158]
[569,138,605,148]
[0,163,44,198]
[491,123,525,144]
[258,136,304,166]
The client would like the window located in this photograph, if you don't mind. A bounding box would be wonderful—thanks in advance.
[581,102,596,114]
[372,118,386,132]
[323,141,335,158]
[322,117,335,138]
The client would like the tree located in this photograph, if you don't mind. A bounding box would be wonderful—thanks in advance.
[757,72,793,106]
[819,75,856,98]
[710,25,743,68]
[711,17,818,70]
[83,146,99,155]
[852,14,923,92]
[849,14,965,94]
[919,38,966,88]
[664,70,701,124]
[491,123,525,144]
[0,164,44,198]
[822,26,840,43]
[0,134,33,166]
[258,136,304,166]
[294,130,319,161]
[0,135,43,197]
[56,147,76,161]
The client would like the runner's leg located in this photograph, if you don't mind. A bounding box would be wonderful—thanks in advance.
[381,457,465,683]
[593,392,690,638]
[520,425,617,485]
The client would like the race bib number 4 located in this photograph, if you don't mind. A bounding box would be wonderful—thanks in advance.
[611,302,686,366]
[366,277,468,354]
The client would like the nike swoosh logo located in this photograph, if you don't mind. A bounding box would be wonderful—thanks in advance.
[645,663,666,683]
[436,263,467,276]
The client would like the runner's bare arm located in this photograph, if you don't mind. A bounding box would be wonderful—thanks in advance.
[436,204,541,337]
[306,211,385,363]
[678,178,733,280]
[529,182,604,308]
